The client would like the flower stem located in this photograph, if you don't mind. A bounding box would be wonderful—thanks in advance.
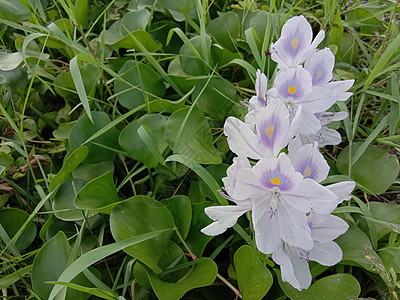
[217,274,242,299]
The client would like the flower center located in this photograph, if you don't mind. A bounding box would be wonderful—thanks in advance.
[316,70,322,78]
[270,176,281,185]
[303,166,311,178]
[291,37,299,50]
[265,125,274,139]
[288,85,297,94]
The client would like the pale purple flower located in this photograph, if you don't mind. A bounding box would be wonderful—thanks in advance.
[248,69,268,111]
[201,157,252,236]
[232,153,338,253]
[270,16,325,69]
[272,213,349,290]
[224,101,301,159]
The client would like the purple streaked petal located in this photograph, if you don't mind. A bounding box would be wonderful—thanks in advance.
[252,193,281,254]
[275,67,313,103]
[308,213,349,242]
[278,200,314,250]
[289,143,329,183]
[308,126,342,147]
[309,240,343,266]
[305,48,335,86]
[252,154,303,193]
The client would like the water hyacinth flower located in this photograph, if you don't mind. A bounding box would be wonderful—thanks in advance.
[224,101,301,159]
[272,213,349,290]
[231,153,338,253]
[247,69,268,111]
[201,157,252,236]
[270,15,325,69]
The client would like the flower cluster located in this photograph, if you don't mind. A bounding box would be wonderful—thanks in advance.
[201,16,356,290]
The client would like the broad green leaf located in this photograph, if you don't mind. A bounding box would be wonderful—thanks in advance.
[50,146,89,192]
[110,196,174,273]
[338,33,359,65]
[140,258,218,300]
[157,241,189,282]
[198,164,229,202]
[0,0,31,22]
[74,171,120,214]
[149,21,184,53]
[369,201,400,239]
[110,30,162,52]
[0,52,23,71]
[336,143,399,195]
[352,7,384,34]
[179,35,211,76]
[119,114,168,168]
[114,60,166,110]
[234,245,273,300]
[0,264,32,289]
[72,160,115,182]
[207,12,240,52]
[185,201,214,257]
[121,9,150,31]
[0,67,28,96]
[165,107,222,165]
[69,112,120,164]
[158,0,196,14]
[211,45,242,67]
[32,232,93,300]
[335,226,375,272]
[276,270,360,300]
[53,179,86,221]
[75,0,89,29]
[48,229,168,300]
[48,281,115,300]
[0,208,36,251]
[330,9,343,53]
[161,195,192,240]
[379,247,400,273]
[193,77,237,120]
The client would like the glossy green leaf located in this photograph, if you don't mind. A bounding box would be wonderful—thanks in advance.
[179,35,211,76]
[379,247,400,273]
[276,270,361,300]
[207,12,240,52]
[50,146,89,192]
[110,196,174,273]
[193,77,237,120]
[185,201,214,257]
[158,0,196,14]
[165,107,221,165]
[0,0,31,22]
[114,60,165,110]
[119,114,168,168]
[140,257,218,300]
[0,208,36,251]
[110,30,162,52]
[121,9,150,31]
[32,232,92,300]
[234,245,273,300]
[74,0,89,29]
[74,171,120,214]
[69,112,120,164]
[335,226,375,272]
[337,143,399,195]
[53,179,86,221]
[72,160,115,182]
[369,201,400,239]
[161,195,192,240]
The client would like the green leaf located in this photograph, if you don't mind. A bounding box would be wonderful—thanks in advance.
[32,232,93,300]
[0,52,23,71]
[335,226,375,272]
[119,114,168,168]
[369,201,400,239]
[0,0,31,22]
[69,112,120,164]
[276,270,360,300]
[121,9,150,31]
[0,264,32,290]
[109,30,162,52]
[140,257,218,300]
[114,60,166,110]
[70,57,92,122]
[165,107,221,165]
[234,245,273,300]
[74,171,120,214]
[330,9,343,53]
[336,142,399,195]
[72,160,115,182]
[338,33,359,64]
[158,0,196,14]
[379,247,400,273]
[161,195,192,240]
[193,77,237,120]
[53,179,87,221]
[0,208,36,252]
[207,12,240,52]
[179,35,211,76]
[185,201,214,257]
[110,196,174,274]
[48,281,115,300]
[74,0,89,29]
[48,229,169,300]
[50,146,89,192]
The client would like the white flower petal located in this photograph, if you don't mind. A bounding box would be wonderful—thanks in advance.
[297,111,321,135]
[272,245,303,290]
[233,168,267,199]
[201,221,229,236]
[222,156,251,201]
[308,213,349,242]
[285,245,313,289]
[326,181,356,204]
[309,241,343,266]
[305,48,335,86]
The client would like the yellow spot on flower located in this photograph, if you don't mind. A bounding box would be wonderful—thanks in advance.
[291,37,299,50]
[265,125,274,139]
[288,85,297,94]
[304,167,311,178]
[270,177,281,185]
[316,70,322,78]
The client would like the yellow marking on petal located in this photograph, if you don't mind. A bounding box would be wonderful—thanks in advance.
[304,167,312,178]
[270,177,281,185]
[288,85,297,94]
[291,37,299,50]
[265,125,274,139]
[316,70,322,78]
